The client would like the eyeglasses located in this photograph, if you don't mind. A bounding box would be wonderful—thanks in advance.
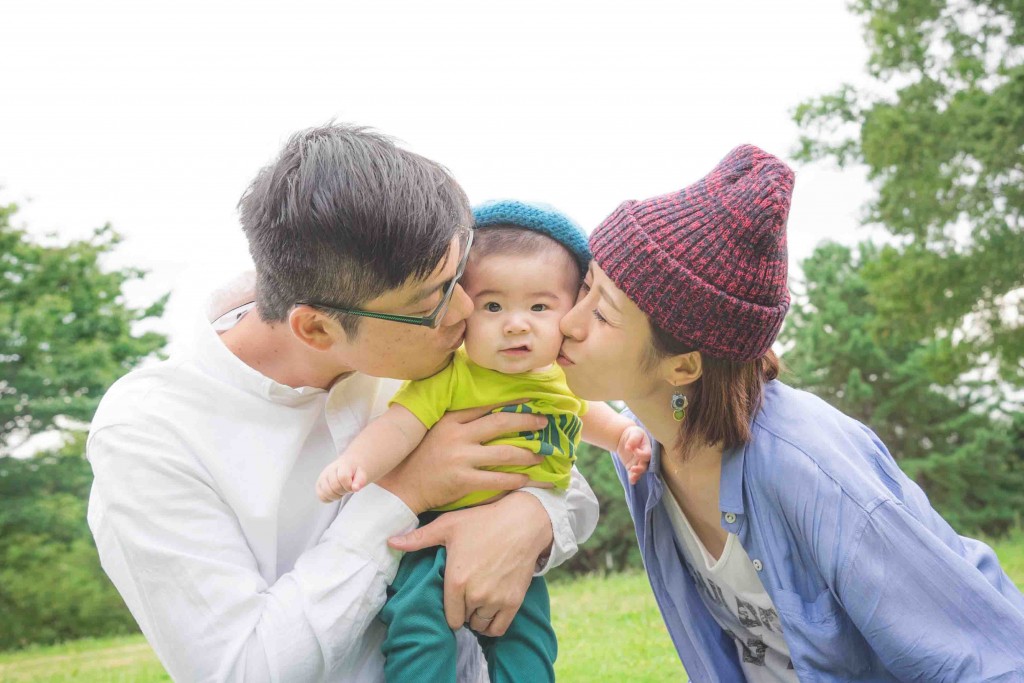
[296,229,474,329]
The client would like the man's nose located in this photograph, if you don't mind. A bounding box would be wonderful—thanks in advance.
[443,285,473,326]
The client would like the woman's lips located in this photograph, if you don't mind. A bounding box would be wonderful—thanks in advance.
[556,350,574,366]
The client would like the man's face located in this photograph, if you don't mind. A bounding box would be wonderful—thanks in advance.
[330,235,473,380]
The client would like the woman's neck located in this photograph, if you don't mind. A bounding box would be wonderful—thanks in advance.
[625,393,682,453]
[625,393,725,474]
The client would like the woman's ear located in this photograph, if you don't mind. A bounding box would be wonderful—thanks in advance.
[289,306,341,351]
[664,350,702,388]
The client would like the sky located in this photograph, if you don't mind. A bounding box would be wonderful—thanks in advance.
[2,0,877,356]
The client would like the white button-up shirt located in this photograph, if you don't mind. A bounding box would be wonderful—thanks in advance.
[86,296,598,682]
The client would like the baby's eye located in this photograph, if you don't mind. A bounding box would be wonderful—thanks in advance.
[531,304,548,312]
[485,302,501,312]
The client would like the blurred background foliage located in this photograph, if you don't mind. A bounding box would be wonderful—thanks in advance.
[0,202,166,650]
[1,0,1023,654]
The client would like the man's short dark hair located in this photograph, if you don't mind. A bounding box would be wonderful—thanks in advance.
[238,123,471,335]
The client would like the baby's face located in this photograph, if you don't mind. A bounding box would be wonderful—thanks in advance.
[462,250,579,374]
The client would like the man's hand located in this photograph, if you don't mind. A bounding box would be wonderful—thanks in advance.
[388,493,552,637]
[377,404,549,514]
[616,425,652,485]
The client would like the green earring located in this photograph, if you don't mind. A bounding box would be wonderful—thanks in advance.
[671,392,688,422]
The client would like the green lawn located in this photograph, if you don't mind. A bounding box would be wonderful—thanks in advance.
[2,533,1021,682]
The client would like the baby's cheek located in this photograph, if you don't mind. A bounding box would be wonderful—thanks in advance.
[461,317,493,360]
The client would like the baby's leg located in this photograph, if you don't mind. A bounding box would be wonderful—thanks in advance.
[476,576,557,683]
[379,545,457,683]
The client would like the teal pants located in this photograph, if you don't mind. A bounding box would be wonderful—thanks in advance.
[379,544,557,683]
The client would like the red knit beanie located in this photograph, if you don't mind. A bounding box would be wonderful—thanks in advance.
[590,144,794,362]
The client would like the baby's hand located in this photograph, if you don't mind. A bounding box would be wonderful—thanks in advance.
[616,425,652,485]
[316,459,369,503]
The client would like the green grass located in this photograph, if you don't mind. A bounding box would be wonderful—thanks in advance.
[550,571,680,681]
[989,529,1024,582]
[0,573,674,683]
[2,534,1021,682]
[0,635,169,682]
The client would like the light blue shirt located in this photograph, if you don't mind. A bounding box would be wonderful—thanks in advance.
[615,381,1024,682]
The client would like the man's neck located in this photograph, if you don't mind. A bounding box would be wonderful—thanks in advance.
[219,310,353,390]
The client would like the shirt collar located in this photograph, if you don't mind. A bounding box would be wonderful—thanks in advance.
[191,304,328,407]
[720,381,782,516]
[718,443,746,515]
[630,407,747,517]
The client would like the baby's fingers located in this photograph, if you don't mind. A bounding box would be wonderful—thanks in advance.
[350,467,368,493]
[627,462,648,485]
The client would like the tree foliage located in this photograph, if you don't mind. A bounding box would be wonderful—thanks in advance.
[0,436,141,649]
[794,0,1024,392]
[0,202,167,451]
[0,202,167,649]
[560,442,643,575]
[782,241,1024,535]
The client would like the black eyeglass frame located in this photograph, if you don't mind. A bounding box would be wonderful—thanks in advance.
[296,229,474,329]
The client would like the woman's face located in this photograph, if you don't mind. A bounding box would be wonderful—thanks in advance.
[557,263,661,402]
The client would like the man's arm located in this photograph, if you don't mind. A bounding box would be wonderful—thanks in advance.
[89,406,554,682]
[88,423,417,683]
[517,467,599,573]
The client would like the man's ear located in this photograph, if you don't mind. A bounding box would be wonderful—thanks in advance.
[664,350,702,388]
[289,306,343,351]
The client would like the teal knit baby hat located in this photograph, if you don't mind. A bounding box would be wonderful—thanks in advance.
[472,200,592,275]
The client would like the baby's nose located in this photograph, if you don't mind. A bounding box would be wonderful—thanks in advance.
[504,316,529,334]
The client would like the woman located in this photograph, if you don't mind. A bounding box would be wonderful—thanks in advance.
[557,145,1024,681]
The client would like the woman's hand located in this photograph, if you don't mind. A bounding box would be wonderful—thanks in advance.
[377,403,548,514]
[388,492,553,637]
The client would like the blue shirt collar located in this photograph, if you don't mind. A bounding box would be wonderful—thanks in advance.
[642,422,746,517]
[719,443,746,515]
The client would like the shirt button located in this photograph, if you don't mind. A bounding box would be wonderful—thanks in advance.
[724,513,737,524]
[752,559,763,572]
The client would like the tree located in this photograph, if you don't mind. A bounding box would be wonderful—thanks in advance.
[0,201,167,649]
[0,202,167,450]
[781,241,989,460]
[793,0,1024,398]
[782,240,1024,535]
[0,437,141,649]
[560,442,643,575]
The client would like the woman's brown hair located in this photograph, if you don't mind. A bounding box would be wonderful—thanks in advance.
[646,323,781,460]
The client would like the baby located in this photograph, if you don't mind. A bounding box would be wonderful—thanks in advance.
[316,200,650,682]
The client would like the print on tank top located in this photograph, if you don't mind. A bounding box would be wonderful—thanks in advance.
[663,491,798,682]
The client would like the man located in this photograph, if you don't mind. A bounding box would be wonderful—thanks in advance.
[86,124,598,682]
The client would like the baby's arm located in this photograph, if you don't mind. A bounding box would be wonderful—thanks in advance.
[581,402,652,485]
[316,404,428,503]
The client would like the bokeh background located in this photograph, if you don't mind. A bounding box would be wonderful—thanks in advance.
[1,1,1021,680]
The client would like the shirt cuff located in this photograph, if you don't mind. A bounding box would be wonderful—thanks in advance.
[516,488,573,576]
[322,483,419,582]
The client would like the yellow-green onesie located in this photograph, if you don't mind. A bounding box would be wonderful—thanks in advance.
[389,347,587,511]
